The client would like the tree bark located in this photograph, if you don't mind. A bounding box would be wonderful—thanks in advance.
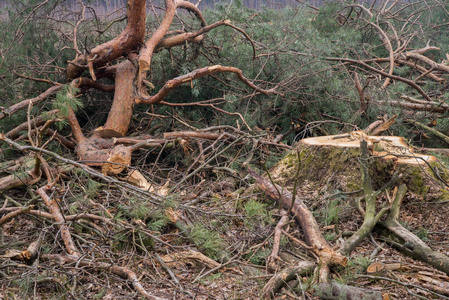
[67,0,147,79]
[97,61,136,138]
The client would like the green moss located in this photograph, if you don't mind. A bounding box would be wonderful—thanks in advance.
[274,145,362,191]
[437,189,449,201]
[400,165,429,197]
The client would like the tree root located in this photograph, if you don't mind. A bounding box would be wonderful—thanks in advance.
[379,184,449,275]
[266,210,290,269]
[261,261,316,299]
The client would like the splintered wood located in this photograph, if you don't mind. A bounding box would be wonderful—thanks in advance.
[301,131,436,165]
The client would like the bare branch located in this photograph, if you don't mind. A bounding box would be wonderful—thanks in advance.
[136,65,276,105]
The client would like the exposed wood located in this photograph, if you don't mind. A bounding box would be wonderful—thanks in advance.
[138,0,176,73]
[101,145,132,175]
[164,131,230,140]
[301,131,436,165]
[21,240,41,262]
[370,114,397,136]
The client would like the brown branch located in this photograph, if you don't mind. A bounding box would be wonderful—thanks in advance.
[72,77,115,92]
[261,261,316,299]
[0,134,163,206]
[13,71,63,86]
[405,51,449,73]
[266,210,290,269]
[370,114,397,136]
[327,57,433,101]
[363,119,384,135]
[43,128,76,149]
[160,100,252,130]
[379,101,449,113]
[67,0,147,79]
[224,23,256,59]
[156,33,204,50]
[155,19,230,51]
[380,184,449,275]
[138,0,176,73]
[0,207,115,226]
[0,85,63,121]
[353,72,368,113]
[176,0,206,27]
[5,109,59,139]
[136,65,276,105]
[0,162,41,192]
[99,60,136,137]
[364,57,445,82]
[42,254,165,300]
[0,205,33,226]
[248,167,347,284]
[36,186,81,257]
[366,20,395,88]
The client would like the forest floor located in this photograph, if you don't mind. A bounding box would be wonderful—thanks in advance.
[2,141,449,300]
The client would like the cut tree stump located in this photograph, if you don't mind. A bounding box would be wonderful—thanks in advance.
[269,131,448,202]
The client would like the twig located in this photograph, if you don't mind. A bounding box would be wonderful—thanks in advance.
[169,135,245,192]
[357,275,449,299]
[0,205,33,226]
[36,186,81,257]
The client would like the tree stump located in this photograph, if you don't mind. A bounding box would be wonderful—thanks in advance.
[269,131,448,202]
